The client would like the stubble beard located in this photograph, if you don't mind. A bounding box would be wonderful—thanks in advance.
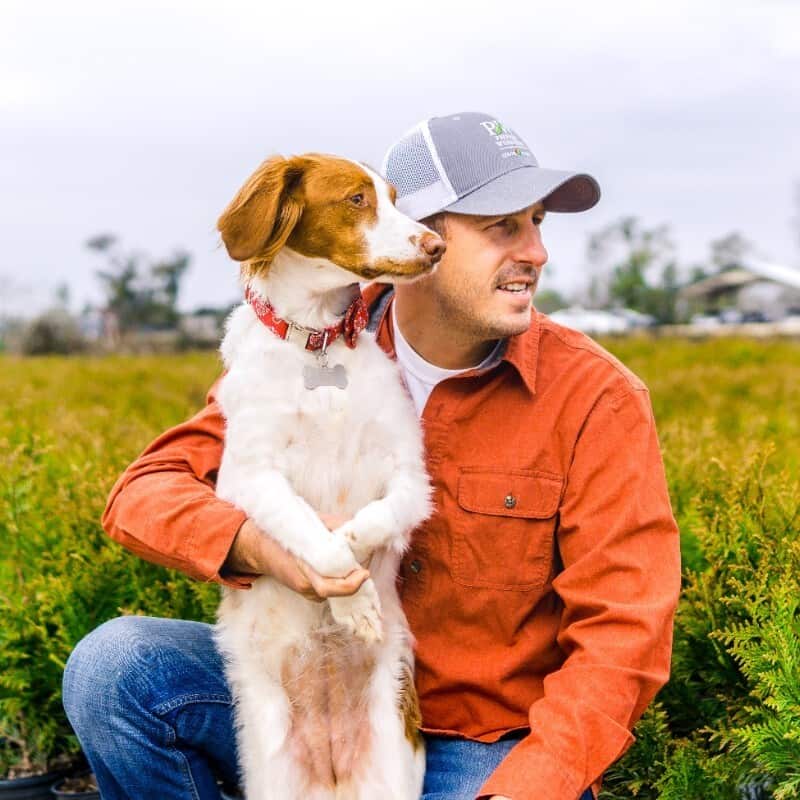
[432,276,532,344]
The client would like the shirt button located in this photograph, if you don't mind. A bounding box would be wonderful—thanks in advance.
[504,493,517,509]
[409,559,423,574]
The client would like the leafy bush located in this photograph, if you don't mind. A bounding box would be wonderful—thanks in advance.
[19,310,86,356]
[0,353,221,775]
[1,339,799,794]
[599,338,800,799]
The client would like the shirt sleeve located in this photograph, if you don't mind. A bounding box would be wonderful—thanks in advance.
[101,374,254,589]
[478,384,681,800]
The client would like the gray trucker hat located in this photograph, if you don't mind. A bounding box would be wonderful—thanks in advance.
[381,111,600,220]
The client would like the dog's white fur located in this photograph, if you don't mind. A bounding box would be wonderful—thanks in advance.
[213,157,437,799]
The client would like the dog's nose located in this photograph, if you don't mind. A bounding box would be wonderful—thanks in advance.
[419,233,446,261]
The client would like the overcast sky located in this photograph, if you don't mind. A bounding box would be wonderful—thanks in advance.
[2,0,799,318]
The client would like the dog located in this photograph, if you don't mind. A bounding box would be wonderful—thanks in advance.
[213,153,445,800]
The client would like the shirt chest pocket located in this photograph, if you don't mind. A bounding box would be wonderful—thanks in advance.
[452,467,563,592]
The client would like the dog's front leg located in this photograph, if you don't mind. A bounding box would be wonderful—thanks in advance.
[226,469,384,642]
[224,468,361,578]
[333,459,432,565]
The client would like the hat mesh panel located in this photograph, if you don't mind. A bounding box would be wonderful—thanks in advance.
[383,129,441,199]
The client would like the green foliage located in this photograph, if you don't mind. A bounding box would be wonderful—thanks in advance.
[598,705,673,799]
[88,234,191,331]
[20,310,86,356]
[533,288,568,314]
[598,338,800,799]
[0,353,222,775]
[1,339,799,794]
[710,232,753,271]
[587,217,680,323]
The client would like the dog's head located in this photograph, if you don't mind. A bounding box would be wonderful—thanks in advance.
[217,154,445,283]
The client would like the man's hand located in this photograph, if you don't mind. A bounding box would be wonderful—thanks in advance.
[223,516,369,601]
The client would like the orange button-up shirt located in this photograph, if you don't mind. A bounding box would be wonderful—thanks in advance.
[102,285,681,800]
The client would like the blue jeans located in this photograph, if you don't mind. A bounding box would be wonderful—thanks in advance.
[63,616,593,800]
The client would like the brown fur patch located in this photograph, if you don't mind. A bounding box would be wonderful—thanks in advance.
[285,156,377,271]
[398,656,423,750]
[217,155,305,265]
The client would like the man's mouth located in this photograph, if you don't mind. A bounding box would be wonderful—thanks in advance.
[496,275,536,295]
[497,281,531,294]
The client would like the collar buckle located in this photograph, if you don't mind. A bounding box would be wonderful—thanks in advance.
[285,320,315,349]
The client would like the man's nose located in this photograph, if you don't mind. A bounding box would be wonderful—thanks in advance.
[513,221,548,268]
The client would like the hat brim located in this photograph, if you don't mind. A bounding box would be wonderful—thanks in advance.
[442,165,601,216]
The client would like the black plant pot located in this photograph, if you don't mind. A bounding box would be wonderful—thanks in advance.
[0,771,67,800]
[49,772,99,799]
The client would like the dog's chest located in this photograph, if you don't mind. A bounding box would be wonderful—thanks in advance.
[221,334,404,515]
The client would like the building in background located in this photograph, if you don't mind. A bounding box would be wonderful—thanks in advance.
[680,260,800,323]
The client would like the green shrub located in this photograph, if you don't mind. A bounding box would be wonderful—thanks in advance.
[1,339,799,794]
[599,338,800,799]
[0,354,221,774]
[19,311,86,356]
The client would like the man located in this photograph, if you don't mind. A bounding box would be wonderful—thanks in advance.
[63,112,681,800]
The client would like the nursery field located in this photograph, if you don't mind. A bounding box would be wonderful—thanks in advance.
[1,339,799,797]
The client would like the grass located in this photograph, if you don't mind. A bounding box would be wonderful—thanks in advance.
[0,337,798,787]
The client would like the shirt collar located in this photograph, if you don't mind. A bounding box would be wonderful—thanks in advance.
[501,311,540,397]
[363,283,540,397]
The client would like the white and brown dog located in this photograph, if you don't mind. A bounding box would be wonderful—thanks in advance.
[213,154,444,800]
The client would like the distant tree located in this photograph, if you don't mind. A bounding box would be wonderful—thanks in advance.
[584,274,606,309]
[586,217,679,323]
[88,235,191,331]
[86,233,118,252]
[647,261,681,324]
[54,283,71,310]
[688,265,709,284]
[93,253,141,331]
[709,232,753,271]
[151,253,191,312]
[534,288,568,314]
[20,310,85,355]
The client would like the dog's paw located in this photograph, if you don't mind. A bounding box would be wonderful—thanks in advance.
[335,523,371,566]
[328,579,383,643]
[316,536,360,577]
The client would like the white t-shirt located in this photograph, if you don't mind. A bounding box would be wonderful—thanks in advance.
[392,302,502,418]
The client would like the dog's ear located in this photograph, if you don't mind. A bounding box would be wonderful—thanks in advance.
[217,155,305,264]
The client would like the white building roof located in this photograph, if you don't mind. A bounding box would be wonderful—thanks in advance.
[746,259,800,289]
[681,259,800,299]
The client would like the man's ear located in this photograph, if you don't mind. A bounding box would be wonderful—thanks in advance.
[217,155,305,264]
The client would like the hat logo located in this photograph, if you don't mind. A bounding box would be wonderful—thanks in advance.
[481,120,507,135]
[480,120,530,158]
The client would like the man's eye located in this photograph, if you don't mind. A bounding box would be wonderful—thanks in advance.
[349,193,365,207]
[533,215,544,226]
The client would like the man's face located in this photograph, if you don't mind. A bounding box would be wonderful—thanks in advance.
[418,202,548,341]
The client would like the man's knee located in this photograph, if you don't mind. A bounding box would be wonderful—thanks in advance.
[62,615,156,737]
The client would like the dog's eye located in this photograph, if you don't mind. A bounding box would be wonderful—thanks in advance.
[349,193,366,207]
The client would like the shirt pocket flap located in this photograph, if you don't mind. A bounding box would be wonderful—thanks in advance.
[457,468,563,519]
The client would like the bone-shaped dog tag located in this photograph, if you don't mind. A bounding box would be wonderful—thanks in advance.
[303,363,348,390]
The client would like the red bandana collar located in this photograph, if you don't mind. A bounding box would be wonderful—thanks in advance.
[245,286,368,351]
